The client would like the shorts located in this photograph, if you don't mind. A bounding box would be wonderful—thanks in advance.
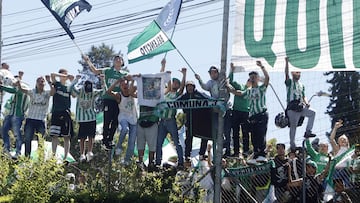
[78,121,96,139]
[137,123,158,151]
[50,110,73,137]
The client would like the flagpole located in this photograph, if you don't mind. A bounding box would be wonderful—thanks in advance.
[174,47,196,75]
[72,39,84,56]
[163,26,177,59]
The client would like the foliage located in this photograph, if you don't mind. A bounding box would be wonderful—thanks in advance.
[7,137,68,203]
[325,71,360,145]
[78,43,121,69]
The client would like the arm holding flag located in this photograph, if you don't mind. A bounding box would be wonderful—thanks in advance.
[83,55,102,75]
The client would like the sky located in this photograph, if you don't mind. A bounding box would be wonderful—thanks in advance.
[1,0,333,150]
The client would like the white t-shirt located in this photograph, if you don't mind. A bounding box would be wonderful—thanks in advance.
[118,93,137,125]
[27,89,51,121]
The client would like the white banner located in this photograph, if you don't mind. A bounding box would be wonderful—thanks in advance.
[232,0,360,71]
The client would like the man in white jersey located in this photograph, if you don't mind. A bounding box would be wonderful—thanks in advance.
[227,61,269,164]
[71,75,104,162]
[285,57,316,151]
[17,76,52,158]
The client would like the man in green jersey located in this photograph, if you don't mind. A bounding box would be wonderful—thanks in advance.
[85,55,130,150]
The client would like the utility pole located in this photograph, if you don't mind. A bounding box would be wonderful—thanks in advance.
[0,0,2,63]
[213,0,230,202]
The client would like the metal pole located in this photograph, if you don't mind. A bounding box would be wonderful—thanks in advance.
[214,0,230,202]
[0,0,2,63]
[302,139,307,203]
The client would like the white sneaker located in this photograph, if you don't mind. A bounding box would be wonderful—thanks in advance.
[256,156,268,163]
[79,154,86,162]
[86,152,94,162]
[247,159,257,165]
[115,148,122,156]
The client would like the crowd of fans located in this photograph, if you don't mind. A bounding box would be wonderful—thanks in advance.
[0,55,359,202]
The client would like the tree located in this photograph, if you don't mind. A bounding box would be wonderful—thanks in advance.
[77,43,124,112]
[325,71,360,145]
[78,43,122,69]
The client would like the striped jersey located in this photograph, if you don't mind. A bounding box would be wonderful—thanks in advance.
[118,93,137,125]
[285,79,305,103]
[73,88,104,122]
[243,84,267,117]
[27,89,51,120]
[0,85,29,117]
[158,91,179,119]
[102,67,128,100]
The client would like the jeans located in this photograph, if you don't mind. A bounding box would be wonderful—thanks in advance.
[24,119,46,157]
[2,115,12,152]
[287,107,316,150]
[103,99,119,144]
[116,119,137,162]
[156,118,184,165]
[2,115,24,155]
[231,110,250,154]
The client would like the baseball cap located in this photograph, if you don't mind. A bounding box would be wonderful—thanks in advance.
[249,71,259,76]
[208,66,219,73]
[172,78,180,84]
[185,80,195,86]
[306,160,317,169]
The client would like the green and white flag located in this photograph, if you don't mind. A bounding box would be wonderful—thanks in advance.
[127,21,176,64]
[232,0,360,71]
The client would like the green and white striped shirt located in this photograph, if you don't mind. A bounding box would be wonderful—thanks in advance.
[0,86,29,117]
[73,88,104,122]
[285,79,305,103]
[159,91,179,119]
[244,84,267,117]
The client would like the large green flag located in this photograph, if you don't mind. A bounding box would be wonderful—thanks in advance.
[127,21,176,64]
[232,0,360,71]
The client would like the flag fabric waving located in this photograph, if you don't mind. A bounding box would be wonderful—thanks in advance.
[127,21,176,64]
[155,0,182,32]
[41,0,92,39]
[232,0,360,71]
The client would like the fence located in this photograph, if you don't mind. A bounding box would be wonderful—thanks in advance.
[175,155,360,203]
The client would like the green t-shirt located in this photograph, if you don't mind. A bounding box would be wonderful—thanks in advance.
[102,67,128,100]
[306,139,329,174]
[229,72,250,112]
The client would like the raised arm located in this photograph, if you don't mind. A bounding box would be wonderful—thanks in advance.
[160,58,166,73]
[194,73,208,91]
[128,79,137,98]
[256,61,269,87]
[15,80,29,94]
[318,155,332,181]
[106,78,121,103]
[285,57,290,81]
[330,120,343,155]
[46,75,56,96]
[178,67,187,95]
[83,54,102,75]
